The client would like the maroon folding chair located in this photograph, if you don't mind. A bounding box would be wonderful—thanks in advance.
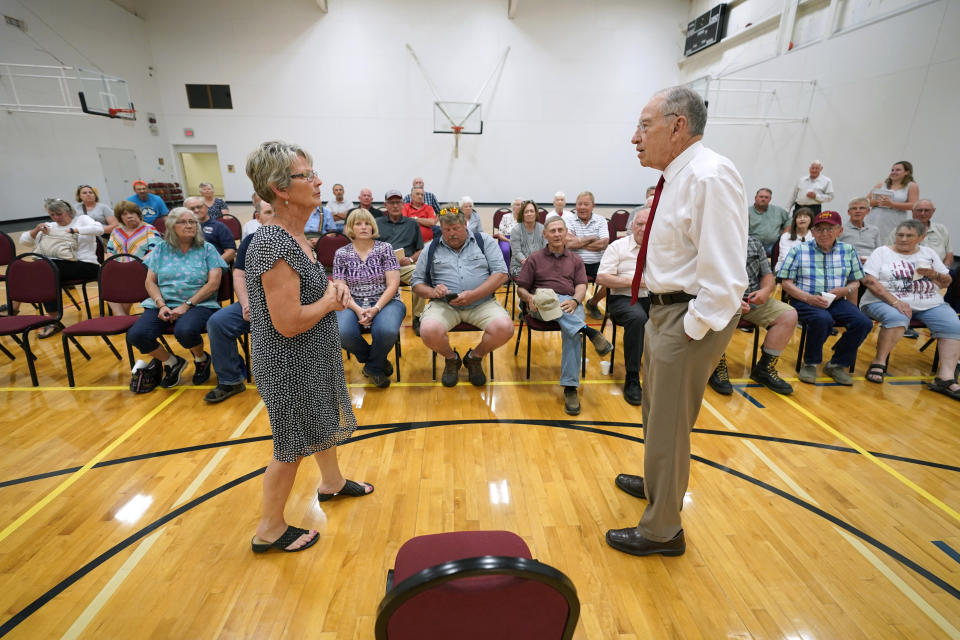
[492,208,512,232]
[61,254,148,387]
[315,233,351,271]
[610,210,629,233]
[0,253,82,385]
[220,213,242,241]
[430,323,494,381]
[0,231,14,359]
[152,216,167,234]
[513,306,585,379]
[376,530,579,640]
[536,209,547,224]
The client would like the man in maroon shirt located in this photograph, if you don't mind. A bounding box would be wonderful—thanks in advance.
[515,217,613,415]
[403,187,437,243]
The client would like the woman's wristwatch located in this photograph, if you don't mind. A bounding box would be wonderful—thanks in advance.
[185,300,195,308]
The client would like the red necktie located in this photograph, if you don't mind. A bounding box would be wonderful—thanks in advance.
[631,175,665,304]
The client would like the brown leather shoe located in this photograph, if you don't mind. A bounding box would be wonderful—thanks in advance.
[605,527,685,557]
[614,473,646,499]
[563,386,580,415]
[462,349,486,386]
[441,350,461,387]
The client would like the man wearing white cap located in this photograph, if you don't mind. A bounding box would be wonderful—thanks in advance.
[515,216,613,415]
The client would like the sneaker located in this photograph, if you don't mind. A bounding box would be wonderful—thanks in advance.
[204,382,246,404]
[563,386,581,415]
[708,355,733,395]
[589,332,613,356]
[584,301,603,320]
[192,353,212,385]
[798,364,818,384]
[623,378,642,405]
[441,350,461,387]
[362,363,391,388]
[383,359,394,378]
[750,355,794,395]
[822,361,853,386]
[463,349,486,386]
[160,355,187,388]
[903,327,919,339]
[129,359,161,394]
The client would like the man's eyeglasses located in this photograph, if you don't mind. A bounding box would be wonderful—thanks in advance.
[290,170,318,181]
[636,112,678,133]
[186,205,205,211]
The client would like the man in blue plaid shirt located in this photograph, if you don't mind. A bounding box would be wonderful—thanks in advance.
[778,210,872,385]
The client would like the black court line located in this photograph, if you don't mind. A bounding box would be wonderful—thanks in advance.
[732,385,765,408]
[933,541,960,567]
[2,422,958,638]
[2,418,958,489]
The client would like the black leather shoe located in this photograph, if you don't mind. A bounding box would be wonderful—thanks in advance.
[563,386,580,415]
[605,527,685,557]
[623,379,642,405]
[614,473,645,499]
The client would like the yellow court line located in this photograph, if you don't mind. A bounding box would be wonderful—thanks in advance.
[0,388,186,545]
[778,394,960,526]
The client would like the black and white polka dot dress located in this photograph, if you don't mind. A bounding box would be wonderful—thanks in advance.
[245,225,357,462]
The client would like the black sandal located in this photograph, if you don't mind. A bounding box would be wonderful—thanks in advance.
[251,525,319,553]
[927,377,960,400]
[317,479,374,503]
[865,363,886,384]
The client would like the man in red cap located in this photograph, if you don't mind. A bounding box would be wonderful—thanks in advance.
[778,210,872,385]
[126,180,168,224]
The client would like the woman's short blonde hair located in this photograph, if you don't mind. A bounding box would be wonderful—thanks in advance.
[245,140,312,204]
[343,208,379,240]
[164,207,205,249]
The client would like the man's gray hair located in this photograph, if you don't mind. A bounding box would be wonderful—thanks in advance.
[438,211,466,227]
[913,199,935,210]
[896,219,927,236]
[246,140,312,204]
[656,86,707,136]
[184,195,203,207]
[756,187,773,196]
[848,196,870,208]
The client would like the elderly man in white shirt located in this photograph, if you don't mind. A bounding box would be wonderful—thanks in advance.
[596,209,650,406]
[790,160,834,215]
[605,86,748,559]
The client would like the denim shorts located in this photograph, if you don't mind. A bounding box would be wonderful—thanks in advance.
[862,301,960,339]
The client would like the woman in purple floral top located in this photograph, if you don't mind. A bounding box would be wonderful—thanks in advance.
[331,209,405,387]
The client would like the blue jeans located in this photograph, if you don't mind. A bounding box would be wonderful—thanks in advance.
[336,298,406,375]
[862,301,960,339]
[791,298,872,367]
[532,294,584,387]
[206,302,250,384]
[127,306,216,354]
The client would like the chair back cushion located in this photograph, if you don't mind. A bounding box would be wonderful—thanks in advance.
[0,231,14,267]
[99,255,149,304]
[7,254,60,304]
[315,233,351,268]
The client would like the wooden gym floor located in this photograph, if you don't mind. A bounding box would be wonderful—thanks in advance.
[1,275,960,637]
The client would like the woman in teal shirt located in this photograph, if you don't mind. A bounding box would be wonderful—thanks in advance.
[126,207,227,392]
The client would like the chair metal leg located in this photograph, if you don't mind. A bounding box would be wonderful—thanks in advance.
[394,339,401,382]
[796,326,807,372]
[63,287,82,312]
[609,322,618,370]
[101,335,123,360]
[69,335,91,360]
[488,348,494,380]
[10,334,37,361]
[62,334,76,388]
[751,327,761,369]
[431,351,437,381]
[513,315,524,356]
[525,323,532,379]
[580,334,586,377]
[0,340,13,360]
[22,331,39,386]
[126,339,135,368]
[80,283,92,319]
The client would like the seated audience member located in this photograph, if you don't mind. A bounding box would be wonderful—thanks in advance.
[126,207,227,393]
[304,201,339,238]
[460,196,482,234]
[331,210,405,388]
[243,200,273,239]
[510,200,547,277]
[412,211,513,387]
[748,188,790,256]
[775,207,815,271]
[403,176,441,213]
[328,183,353,226]
[709,235,797,396]
[75,184,118,234]
[107,201,162,315]
[377,189,425,330]
[595,210,650,405]
[566,191,609,319]
[18,198,104,337]
[516,216,613,415]
[403,187,437,243]
[199,181,229,220]
[859,219,960,398]
[790,160,834,215]
[838,197,880,263]
[127,180,168,224]
[185,196,237,263]
[778,210,871,385]
[493,198,519,257]
[556,192,577,228]
[204,204,277,403]
[349,188,384,219]
[888,200,952,266]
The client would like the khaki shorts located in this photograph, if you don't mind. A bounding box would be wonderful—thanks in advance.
[421,298,510,331]
[742,297,792,327]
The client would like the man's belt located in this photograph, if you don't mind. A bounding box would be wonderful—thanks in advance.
[649,291,696,306]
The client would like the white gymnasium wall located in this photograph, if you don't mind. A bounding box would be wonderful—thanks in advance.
[0,0,174,222]
[679,0,960,241]
[141,0,686,206]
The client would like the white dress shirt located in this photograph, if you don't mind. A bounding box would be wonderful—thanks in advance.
[791,174,834,206]
[644,141,748,340]
[598,234,647,297]
[243,219,262,239]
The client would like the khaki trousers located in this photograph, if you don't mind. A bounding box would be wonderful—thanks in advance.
[638,303,738,541]
[398,264,424,318]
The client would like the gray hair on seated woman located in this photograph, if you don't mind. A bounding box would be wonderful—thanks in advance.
[163,207,205,248]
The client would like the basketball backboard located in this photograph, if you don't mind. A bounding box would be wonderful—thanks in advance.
[432,101,482,135]
[78,67,135,120]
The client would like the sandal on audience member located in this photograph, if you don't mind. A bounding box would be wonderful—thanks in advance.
[317,479,374,503]
[251,525,319,553]
[927,377,960,400]
[865,363,886,384]
[38,323,63,339]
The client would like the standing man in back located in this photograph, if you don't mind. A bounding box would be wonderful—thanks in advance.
[606,86,748,558]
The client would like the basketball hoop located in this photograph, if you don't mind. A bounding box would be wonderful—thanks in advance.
[108,107,137,120]
[451,125,464,158]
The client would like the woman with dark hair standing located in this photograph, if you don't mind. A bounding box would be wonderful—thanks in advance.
[244,141,373,554]
[868,160,919,242]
